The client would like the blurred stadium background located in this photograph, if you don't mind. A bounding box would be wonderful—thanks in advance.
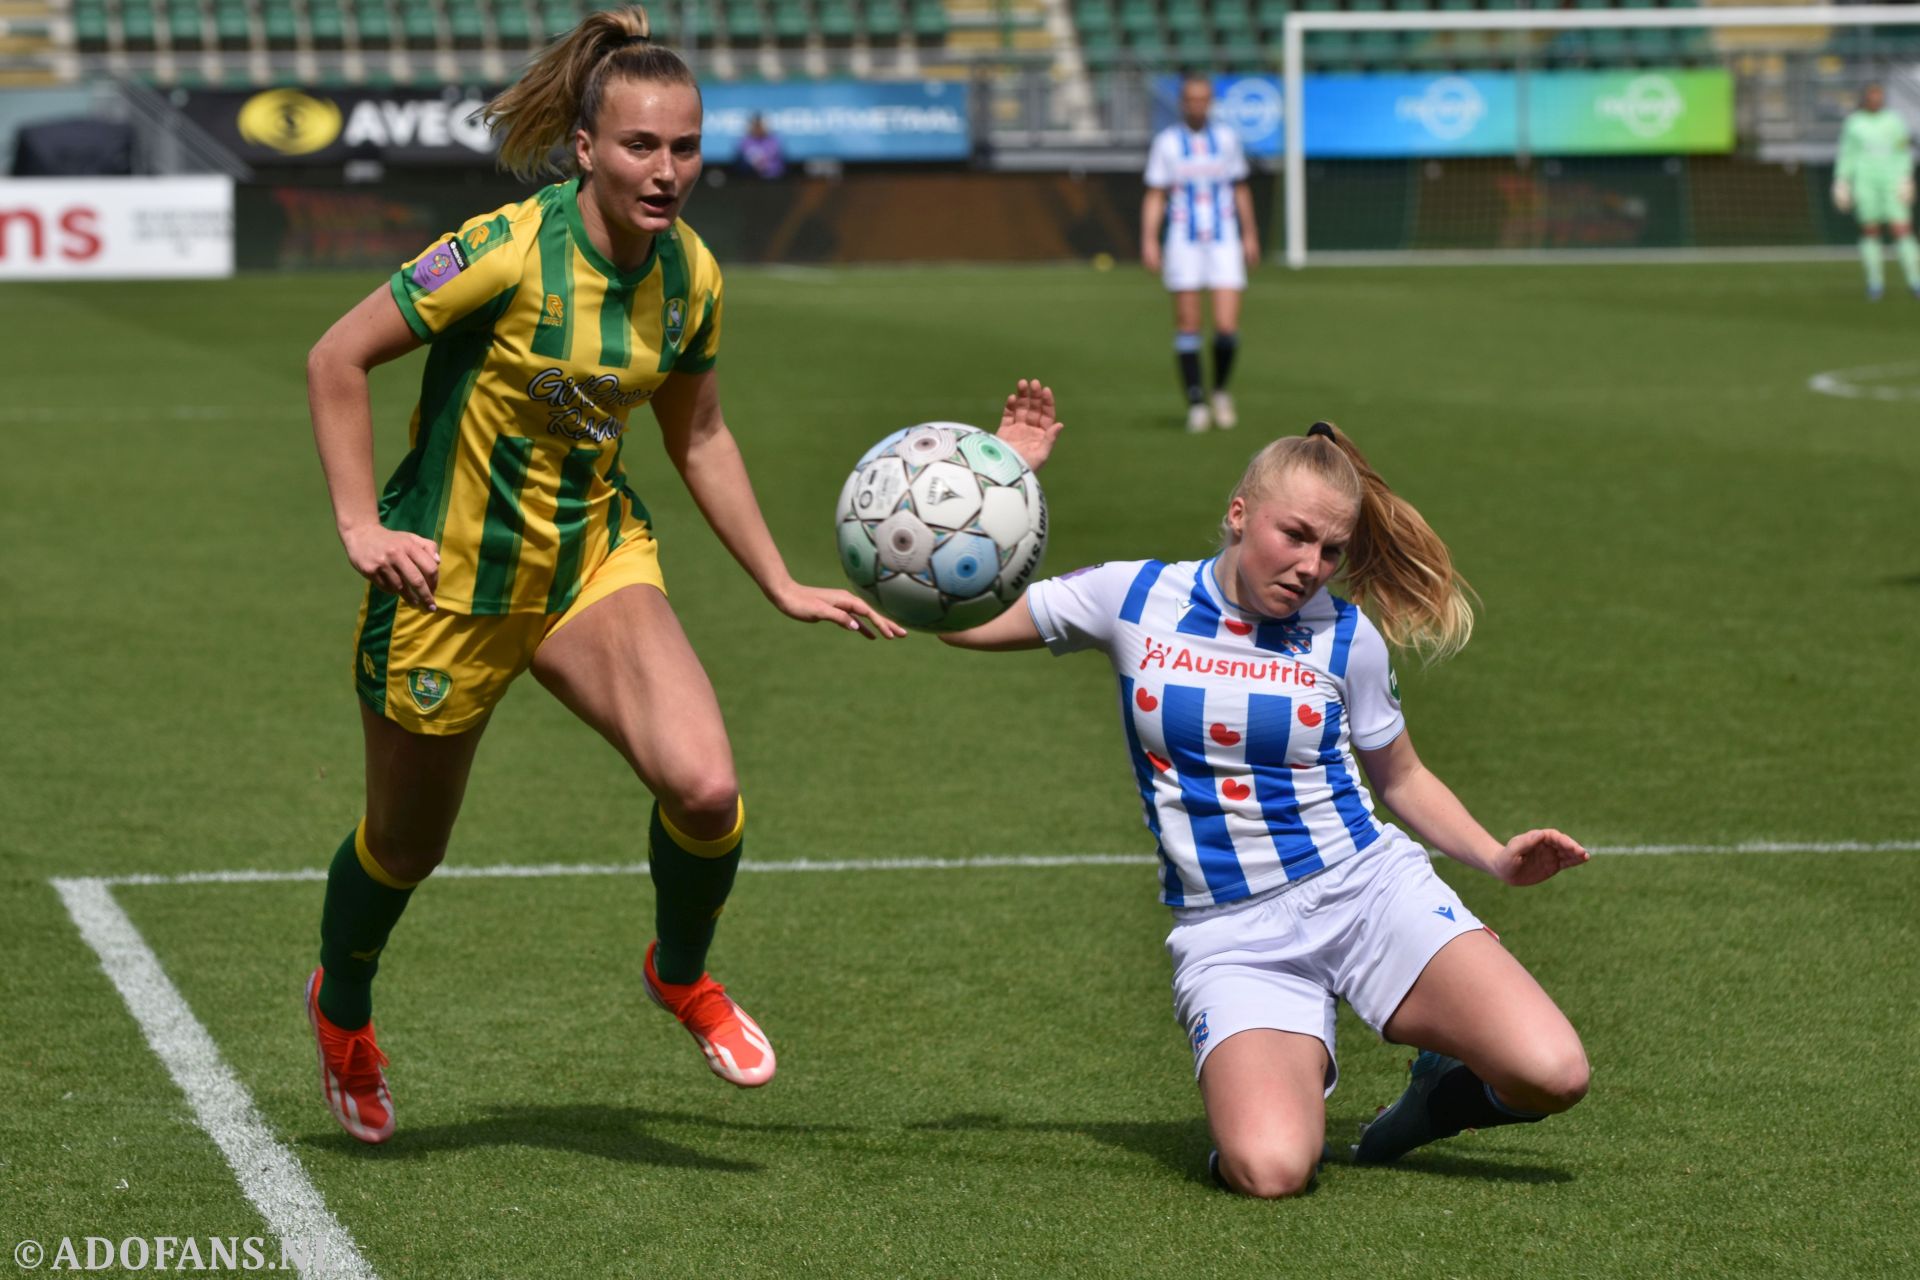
[4,0,1920,271]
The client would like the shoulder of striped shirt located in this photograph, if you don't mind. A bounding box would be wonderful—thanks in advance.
[673,218,719,276]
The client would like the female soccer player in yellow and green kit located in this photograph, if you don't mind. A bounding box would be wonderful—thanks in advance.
[299,5,1058,1144]
[1833,83,1919,301]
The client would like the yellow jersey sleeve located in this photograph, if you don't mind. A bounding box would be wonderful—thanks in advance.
[389,209,526,342]
[672,234,723,374]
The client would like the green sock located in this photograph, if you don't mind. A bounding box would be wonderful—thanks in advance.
[1861,237,1886,292]
[648,799,743,985]
[1897,235,1920,289]
[317,823,418,1030]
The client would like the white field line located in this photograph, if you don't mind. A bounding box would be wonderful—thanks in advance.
[81,840,1920,888]
[50,878,378,1280]
[1807,362,1920,402]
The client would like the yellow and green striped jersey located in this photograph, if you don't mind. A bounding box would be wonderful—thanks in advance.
[384,178,723,616]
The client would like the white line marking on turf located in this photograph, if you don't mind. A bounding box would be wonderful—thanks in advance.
[82,841,1920,887]
[1807,362,1920,401]
[51,877,378,1280]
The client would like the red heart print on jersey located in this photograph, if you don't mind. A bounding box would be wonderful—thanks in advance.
[1135,688,1159,713]
[1146,750,1172,773]
[1223,619,1252,636]
[1297,704,1324,728]
[1221,779,1251,800]
[1209,723,1241,746]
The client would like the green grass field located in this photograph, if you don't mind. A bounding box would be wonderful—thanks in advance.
[3,261,1917,1278]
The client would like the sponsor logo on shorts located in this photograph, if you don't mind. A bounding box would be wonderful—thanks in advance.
[1189,1010,1210,1061]
[406,667,453,714]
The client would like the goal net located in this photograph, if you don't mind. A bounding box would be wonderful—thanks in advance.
[1278,3,1920,266]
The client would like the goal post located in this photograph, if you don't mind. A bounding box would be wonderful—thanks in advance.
[1280,3,1920,267]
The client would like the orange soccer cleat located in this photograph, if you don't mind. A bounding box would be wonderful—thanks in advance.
[304,968,395,1144]
[642,942,777,1088]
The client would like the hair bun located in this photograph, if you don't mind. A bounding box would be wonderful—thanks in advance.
[1306,422,1336,441]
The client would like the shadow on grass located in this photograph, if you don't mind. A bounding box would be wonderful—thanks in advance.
[911,1112,1573,1188]
[1879,571,1920,588]
[304,1104,863,1170]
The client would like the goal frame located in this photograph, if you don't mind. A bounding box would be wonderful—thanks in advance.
[1280,3,1920,267]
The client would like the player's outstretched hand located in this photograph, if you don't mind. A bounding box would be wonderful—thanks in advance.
[996,378,1065,473]
[1494,829,1589,887]
[343,524,440,612]
[1832,180,1854,214]
[771,582,909,639]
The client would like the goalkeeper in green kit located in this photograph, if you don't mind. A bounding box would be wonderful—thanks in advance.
[1833,83,1918,300]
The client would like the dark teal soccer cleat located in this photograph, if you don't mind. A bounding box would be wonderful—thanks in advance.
[1351,1050,1461,1165]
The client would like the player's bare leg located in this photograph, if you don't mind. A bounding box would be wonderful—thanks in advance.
[1354,930,1588,1163]
[533,583,774,1086]
[1199,1029,1330,1198]
[1171,290,1209,432]
[1207,288,1243,429]
[308,707,489,1143]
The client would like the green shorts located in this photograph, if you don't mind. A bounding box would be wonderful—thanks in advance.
[1855,176,1912,227]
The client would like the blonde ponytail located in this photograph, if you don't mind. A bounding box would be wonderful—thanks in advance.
[1227,423,1477,663]
[484,5,696,180]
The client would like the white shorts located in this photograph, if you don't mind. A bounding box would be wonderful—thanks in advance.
[1166,830,1485,1094]
[1162,235,1247,293]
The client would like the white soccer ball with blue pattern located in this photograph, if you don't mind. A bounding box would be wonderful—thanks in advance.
[834,423,1048,632]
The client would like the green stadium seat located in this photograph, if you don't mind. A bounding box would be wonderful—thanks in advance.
[771,0,810,45]
[309,0,345,45]
[1213,0,1253,36]
[539,0,578,39]
[1117,0,1156,37]
[213,2,250,46]
[447,0,484,45]
[488,0,527,41]
[1164,0,1206,36]
[723,0,760,41]
[122,1,159,47]
[74,1,111,48]
[863,0,902,39]
[909,0,946,43]
[1254,0,1287,41]
[1173,25,1211,60]
[355,0,393,43]
[817,0,856,41]
[261,1,298,45]
[166,3,202,46]
[1630,26,1673,59]
[1079,22,1119,66]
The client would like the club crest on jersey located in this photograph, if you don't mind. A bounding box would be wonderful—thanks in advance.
[406,668,453,714]
[662,296,687,347]
[409,238,468,293]
[1270,621,1314,656]
[541,293,565,327]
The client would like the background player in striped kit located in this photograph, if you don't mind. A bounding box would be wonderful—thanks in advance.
[1832,83,1919,301]
[941,423,1590,1196]
[1141,75,1261,434]
[298,5,916,1143]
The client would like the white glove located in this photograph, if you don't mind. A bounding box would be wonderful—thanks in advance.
[1833,180,1854,213]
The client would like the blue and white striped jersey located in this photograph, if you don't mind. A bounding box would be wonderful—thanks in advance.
[1145,123,1250,245]
[1027,558,1405,909]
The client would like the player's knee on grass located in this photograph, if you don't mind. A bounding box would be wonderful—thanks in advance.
[1492,1037,1590,1115]
[1217,1143,1318,1199]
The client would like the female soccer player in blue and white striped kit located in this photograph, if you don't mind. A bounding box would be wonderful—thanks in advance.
[942,422,1590,1196]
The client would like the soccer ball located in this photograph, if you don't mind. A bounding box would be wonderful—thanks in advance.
[834,423,1048,632]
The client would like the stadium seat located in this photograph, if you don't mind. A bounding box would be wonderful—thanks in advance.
[723,0,760,42]
[166,2,203,48]
[859,0,898,39]
[355,0,393,44]
[775,0,813,45]
[122,1,158,48]
[492,0,531,44]
[260,1,298,47]
[73,0,111,49]
[817,0,856,42]
[213,2,249,48]
[309,0,346,46]
[399,0,437,47]
[909,0,945,44]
